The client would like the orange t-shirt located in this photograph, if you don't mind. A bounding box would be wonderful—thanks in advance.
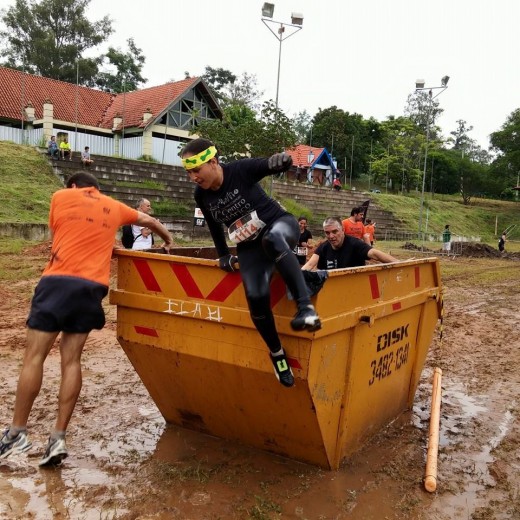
[342,218,365,240]
[43,187,138,286]
[365,224,375,243]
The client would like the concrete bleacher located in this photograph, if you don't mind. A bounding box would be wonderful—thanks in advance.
[46,152,405,239]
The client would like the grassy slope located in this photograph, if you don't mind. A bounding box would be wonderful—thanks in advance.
[1,140,519,244]
[361,192,520,243]
[0,141,63,223]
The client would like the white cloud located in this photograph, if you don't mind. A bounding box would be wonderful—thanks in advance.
[83,0,520,149]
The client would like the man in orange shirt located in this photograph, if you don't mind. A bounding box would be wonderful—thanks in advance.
[0,172,173,466]
[342,206,371,245]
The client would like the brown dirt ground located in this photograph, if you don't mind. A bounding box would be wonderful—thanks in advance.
[0,243,519,520]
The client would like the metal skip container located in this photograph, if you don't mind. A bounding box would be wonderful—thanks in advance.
[110,248,442,469]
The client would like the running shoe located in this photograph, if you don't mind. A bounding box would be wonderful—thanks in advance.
[39,437,68,467]
[270,350,295,387]
[290,305,322,332]
[0,429,32,459]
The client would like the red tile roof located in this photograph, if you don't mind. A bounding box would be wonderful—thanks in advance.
[0,66,203,131]
[286,144,325,167]
[0,66,113,127]
[102,77,199,130]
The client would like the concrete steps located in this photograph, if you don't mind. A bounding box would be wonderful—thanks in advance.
[45,153,406,239]
[272,182,406,237]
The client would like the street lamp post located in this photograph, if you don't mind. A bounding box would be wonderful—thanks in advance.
[261,3,304,110]
[261,3,303,195]
[415,75,449,241]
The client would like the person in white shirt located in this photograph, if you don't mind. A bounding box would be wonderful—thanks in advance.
[132,199,154,250]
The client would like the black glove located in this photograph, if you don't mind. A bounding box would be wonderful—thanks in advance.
[268,152,293,172]
[218,254,238,272]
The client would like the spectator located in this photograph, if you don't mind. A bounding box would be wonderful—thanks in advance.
[333,177,341,191]
[0,171,173,467]
[342,206,370,245]
[498,230,507,252]
[132,198,155,250]
[81,146,94,168]
[365,219,376,245]
[60,137,72,161]
[47,135,59,160]
[302,216,397,270]
[294,216,313,265]
[442,225,451,254]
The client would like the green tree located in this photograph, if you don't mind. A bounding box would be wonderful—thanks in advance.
[0,0,113,85]
[311,106,369,178]
[190,66,263,110]
[194,100,297,160]
[291,110,312,144]
[490,108,520,193]
[94,38,147,93]
[404,90,444,139]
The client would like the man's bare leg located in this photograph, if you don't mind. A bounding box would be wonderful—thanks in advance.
[54,332,89,432]
[11,329,59,428]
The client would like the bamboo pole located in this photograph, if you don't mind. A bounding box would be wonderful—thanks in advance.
[424,367,442,492]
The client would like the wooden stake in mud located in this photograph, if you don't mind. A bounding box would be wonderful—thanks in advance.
[424,367,442,492]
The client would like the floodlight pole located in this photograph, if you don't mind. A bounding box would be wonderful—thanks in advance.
[261,17,303,110]
[415,78,449,244]
[261,5,303,195]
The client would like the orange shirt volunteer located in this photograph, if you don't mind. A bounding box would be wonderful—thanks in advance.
[342,219,365,240]
[365,223,375,243]
[44,187,138,286]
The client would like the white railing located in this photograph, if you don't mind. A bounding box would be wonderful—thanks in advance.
[119,136,143,160]
[0,126,43,145]
[1,125,186,167]
[67,131,114,157]
[152,137,184,166]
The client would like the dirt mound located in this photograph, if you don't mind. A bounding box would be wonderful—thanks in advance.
[402,242,434,252]
[458,242,520,259]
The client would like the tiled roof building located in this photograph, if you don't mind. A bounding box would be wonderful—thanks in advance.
[0,66,223,164]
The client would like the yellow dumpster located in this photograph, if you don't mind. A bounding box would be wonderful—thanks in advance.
[110,248,442,469]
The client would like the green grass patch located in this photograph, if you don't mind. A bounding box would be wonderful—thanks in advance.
[370,191,520,242]
[153,200,192,218]
[0,141,63,223]
[278,198,312,221]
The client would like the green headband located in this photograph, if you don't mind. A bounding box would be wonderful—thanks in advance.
[182,146,217,170]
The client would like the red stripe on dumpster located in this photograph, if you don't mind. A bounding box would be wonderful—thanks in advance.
[288,357,302,370]
[206,272,243,302]
[135,326,159,337]
[270,277,287,308]
[415,266,421,287]
[392,302,402,311]
[369,274,380,299]
[170,264,204,299]
[133,259,162,292]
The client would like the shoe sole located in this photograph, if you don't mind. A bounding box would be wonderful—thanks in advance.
[39,451,68,467]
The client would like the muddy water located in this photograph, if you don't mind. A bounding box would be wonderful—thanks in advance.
[1,257,520,519]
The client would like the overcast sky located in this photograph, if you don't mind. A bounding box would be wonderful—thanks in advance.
[42,1,520,149]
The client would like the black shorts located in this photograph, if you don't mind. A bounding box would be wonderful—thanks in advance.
[26,276,108,333]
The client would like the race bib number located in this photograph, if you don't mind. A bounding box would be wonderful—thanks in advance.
[228,211,266,244]
[296,247,307,256]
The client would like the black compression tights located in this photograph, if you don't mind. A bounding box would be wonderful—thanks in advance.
[237,214,311,353]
